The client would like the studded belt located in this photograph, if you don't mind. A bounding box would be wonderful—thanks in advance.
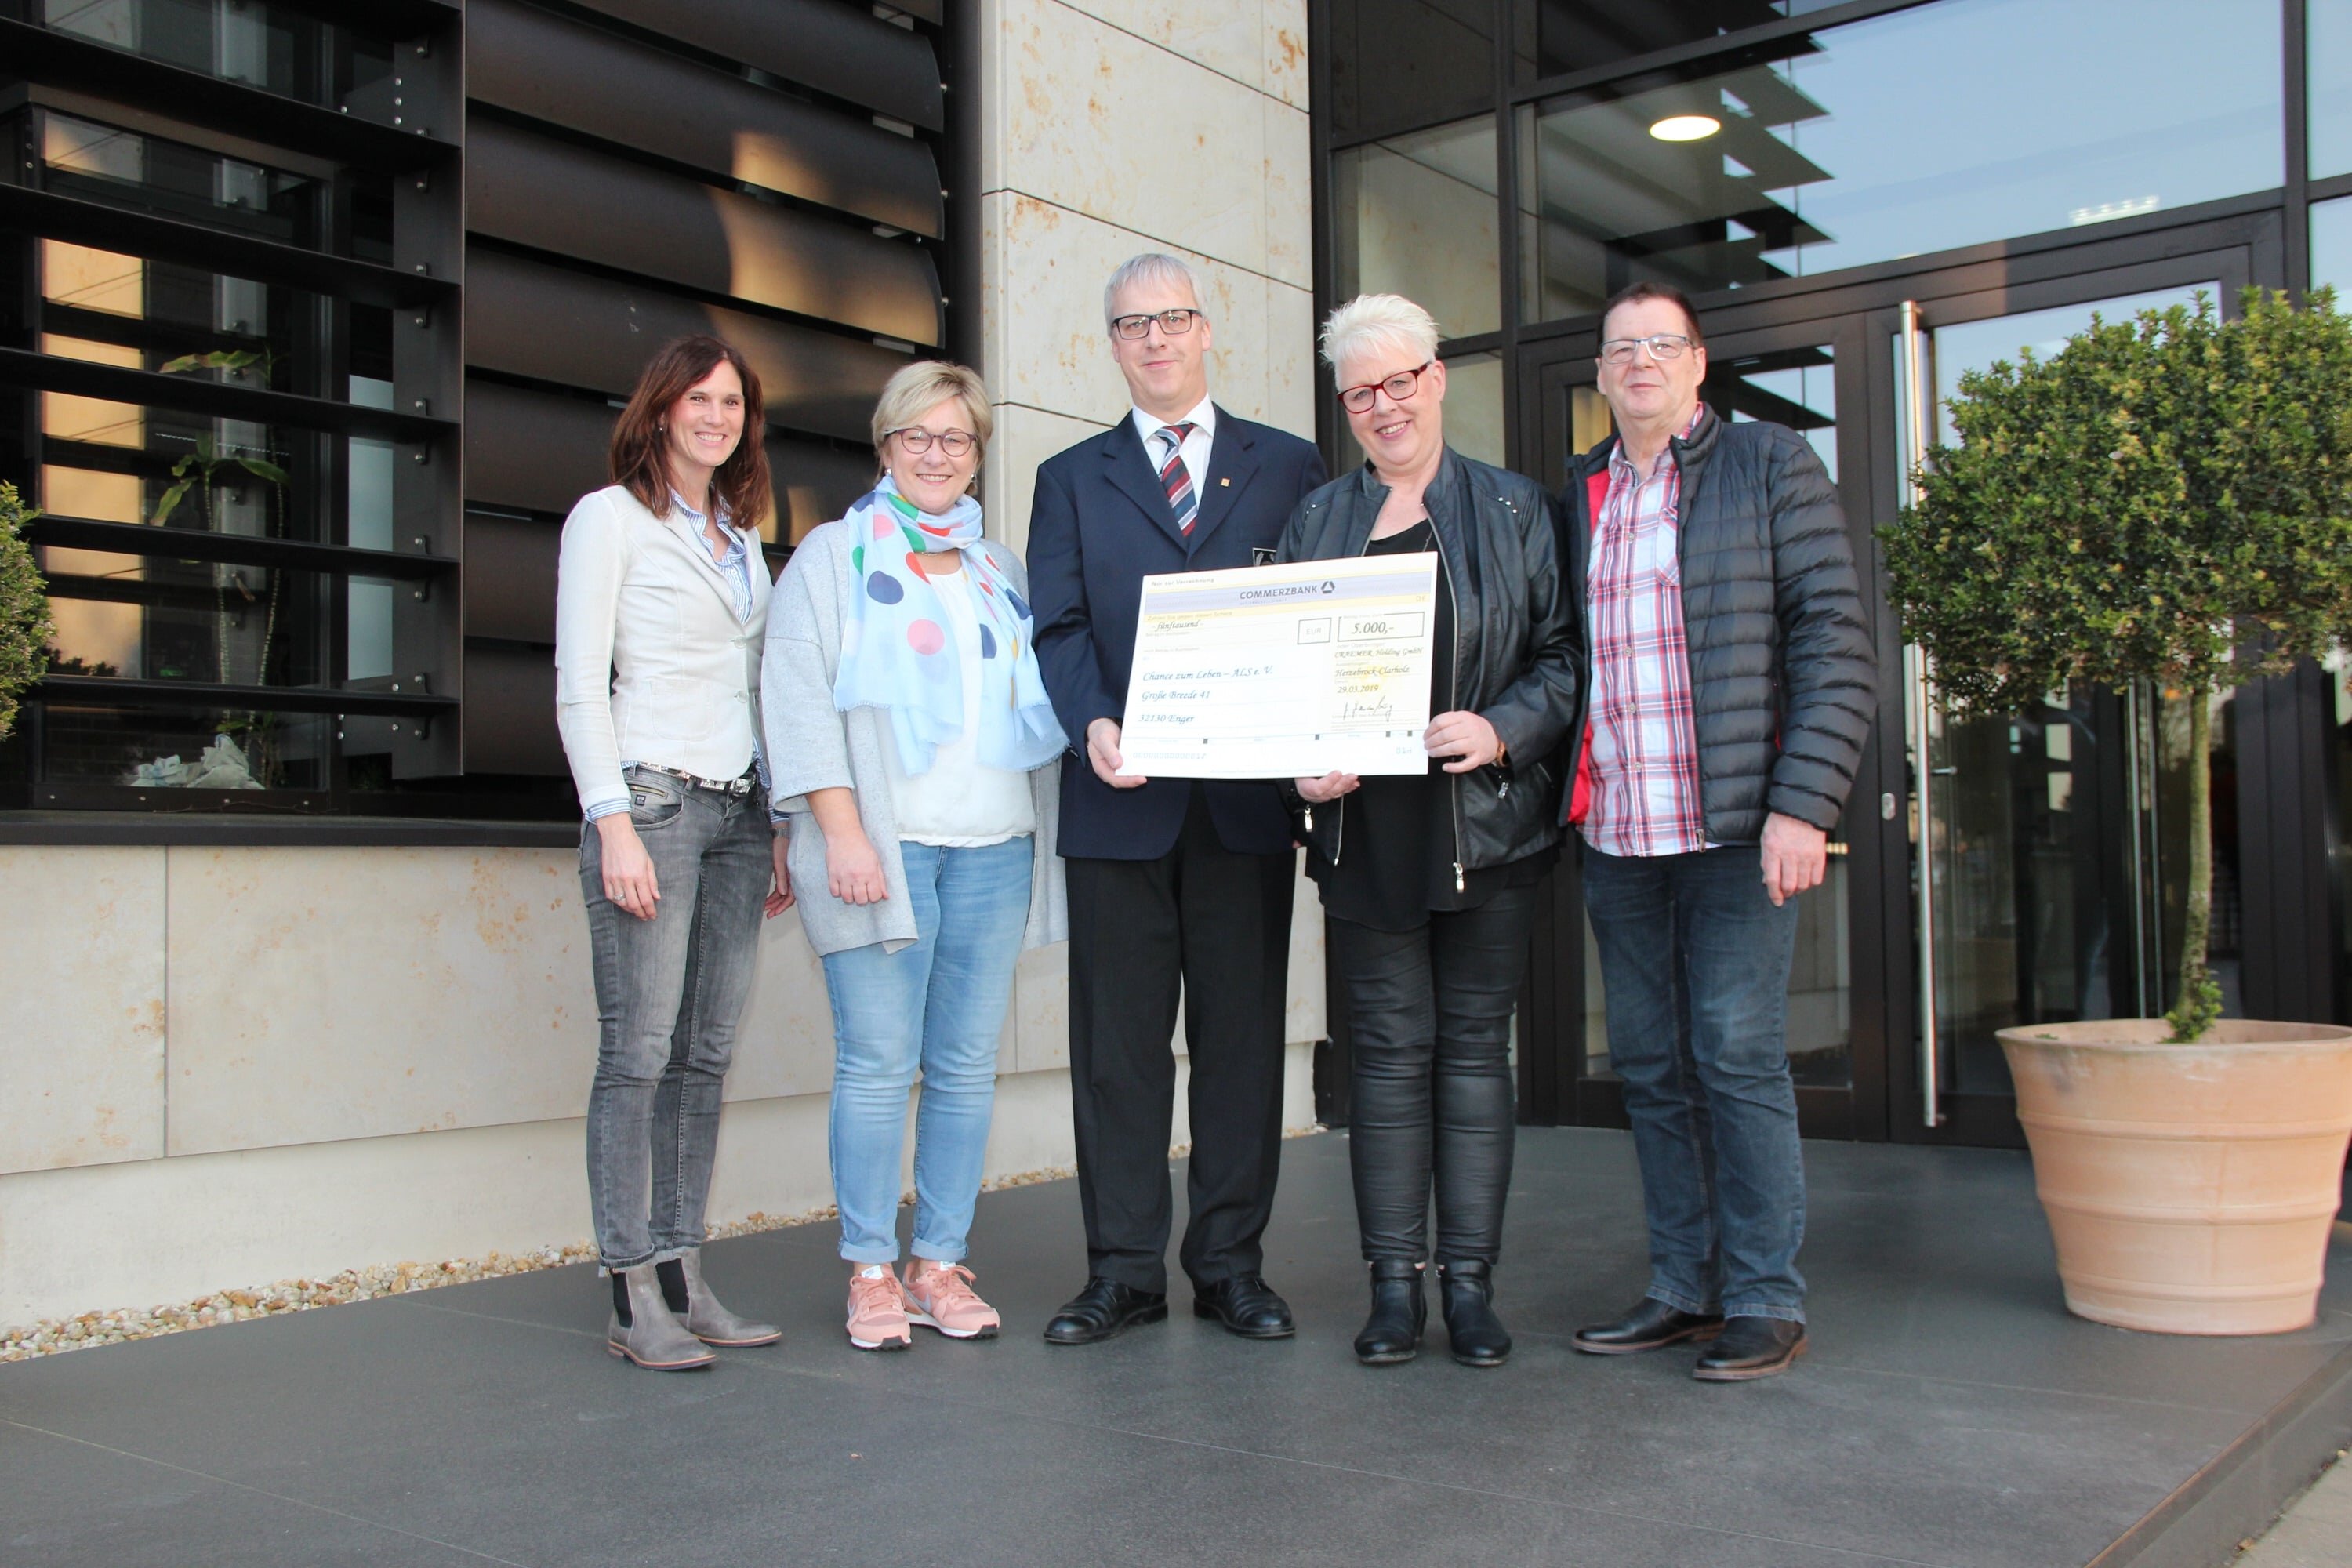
[631,762,757,797]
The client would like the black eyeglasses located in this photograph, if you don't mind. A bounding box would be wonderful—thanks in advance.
[889,426,975,457]
[1599,333,1695,365]
[1337,361,1434,413]
[1111,308,1203,340]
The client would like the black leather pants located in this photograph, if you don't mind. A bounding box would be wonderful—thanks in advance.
[1328,884,1541,1266]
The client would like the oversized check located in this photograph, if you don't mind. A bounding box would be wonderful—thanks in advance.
[1116,554,1439,779]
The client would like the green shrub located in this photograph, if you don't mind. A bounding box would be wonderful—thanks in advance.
[1883,289,2352,1040]
[0,481,52,743]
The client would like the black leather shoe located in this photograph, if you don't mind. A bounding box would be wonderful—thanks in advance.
[1042,1278,1167,1345]
[1353,1261,1425,1366]
[1571,1297,1726,1356]
[1436,1260,1510,1367]
[1192,1274,1296,1339]
[1693,1317,1807,1381]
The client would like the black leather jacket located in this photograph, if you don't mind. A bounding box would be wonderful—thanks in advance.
[1560,408,1878,843]
[1277,446,1580,877]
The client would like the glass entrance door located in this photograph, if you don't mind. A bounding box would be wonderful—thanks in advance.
[1515,247,2256,1146]
[1892,281,2236,1143]
[1526,316,1888,1140]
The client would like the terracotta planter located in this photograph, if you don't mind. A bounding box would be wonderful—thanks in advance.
[1998,1019,2352,1334]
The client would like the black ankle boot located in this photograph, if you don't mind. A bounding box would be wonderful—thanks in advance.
[1437,1259,1511,1367]
[1353,1260,1425,1365]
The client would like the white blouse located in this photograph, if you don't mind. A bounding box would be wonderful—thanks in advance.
[879,567,1036,846]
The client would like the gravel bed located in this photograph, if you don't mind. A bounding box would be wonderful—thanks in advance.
[0,1152,1258,1363]
[0,1203,830,1364]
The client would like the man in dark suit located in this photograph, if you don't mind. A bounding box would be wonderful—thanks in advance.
[1026,253,1329,1345]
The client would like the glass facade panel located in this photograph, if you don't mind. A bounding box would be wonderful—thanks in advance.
[1440,350,1504,466]
[34,0,399,123]
[1911,285,2231,1093]
[1327,0,1497,140]
[1333,116,1501,341]
[2312,0,2352,178]
[2314,195,2352,296]
[1520,0,2282,323]
[1517,0,1847,85]
[40,547,328,689]
[36,703,333,791]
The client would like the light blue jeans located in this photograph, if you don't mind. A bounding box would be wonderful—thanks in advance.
[822,836,1033,1265]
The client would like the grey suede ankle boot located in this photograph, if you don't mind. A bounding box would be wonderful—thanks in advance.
[608,1264,717,1370]
[658,1250,782,1347]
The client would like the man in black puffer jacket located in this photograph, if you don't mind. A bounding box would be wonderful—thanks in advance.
[1561,282,1876,1383]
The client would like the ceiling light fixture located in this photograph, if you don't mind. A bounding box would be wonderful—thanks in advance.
[1650,114,1722,143]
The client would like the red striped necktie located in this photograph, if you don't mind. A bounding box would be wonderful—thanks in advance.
[1154,422,1199,535]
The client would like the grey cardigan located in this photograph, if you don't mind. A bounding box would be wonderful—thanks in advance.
[760,517,1066,957]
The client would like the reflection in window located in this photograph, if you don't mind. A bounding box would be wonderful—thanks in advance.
[1333,117,1501,341]
[37,0,399,123]
[1708,343,1835,479]
[1926,286,2212,446]
[1517,0,1848,85]
[1440,351,1504,467]
[1327,0,1496,139]
[40,547,326,691]
[38,704,332,791]
[1519,0,2281,324]
[2314,0,2352,179]
[34,239,338,543]
[2314,196,2352,297]
[2328,650,2352,1020]
[43,111,325,251]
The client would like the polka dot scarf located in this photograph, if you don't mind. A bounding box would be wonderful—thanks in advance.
[833,476,1065,777]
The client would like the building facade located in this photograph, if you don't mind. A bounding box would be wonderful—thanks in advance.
[1314,0,2352,1149]
[0,0,1320,1326]
[1,0,2347,1323]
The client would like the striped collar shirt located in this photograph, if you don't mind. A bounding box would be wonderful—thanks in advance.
[1580,408,1709,858]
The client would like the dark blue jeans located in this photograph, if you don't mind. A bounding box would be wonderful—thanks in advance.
[1581,843,1806,1323]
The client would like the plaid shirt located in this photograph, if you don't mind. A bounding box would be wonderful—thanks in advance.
[1581,408,1709,858]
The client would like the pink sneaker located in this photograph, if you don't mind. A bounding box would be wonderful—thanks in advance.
[845,1265,912,1351]
[901,1261,1002,1340]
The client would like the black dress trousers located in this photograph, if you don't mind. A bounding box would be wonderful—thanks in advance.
[1063,785,1296,1294]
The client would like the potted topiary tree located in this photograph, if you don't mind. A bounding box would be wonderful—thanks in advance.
[1883,288,2352,1335]
[0,481,52,743]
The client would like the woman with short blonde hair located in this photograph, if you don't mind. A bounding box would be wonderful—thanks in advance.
[1280,293,1577,1369]
[764,359,1065,1352]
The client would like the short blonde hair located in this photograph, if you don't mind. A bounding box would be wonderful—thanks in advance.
[869,359,993,470]
[1319,293,1441,375]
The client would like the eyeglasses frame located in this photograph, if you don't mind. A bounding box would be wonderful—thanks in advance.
[887,426,978,458]
[1110,307,1204,340]
[1597,333,1697,366]
[1336,359,1436,413]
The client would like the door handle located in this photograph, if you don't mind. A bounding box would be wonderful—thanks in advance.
[1897,300,1945,1129]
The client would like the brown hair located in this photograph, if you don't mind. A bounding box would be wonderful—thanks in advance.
[608,334,773,530]
[1599,281,1704,348]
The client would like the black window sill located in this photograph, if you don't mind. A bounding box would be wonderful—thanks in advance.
[0,811,580,848]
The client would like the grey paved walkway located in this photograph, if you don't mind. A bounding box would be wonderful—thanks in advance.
[2,1127,2347,1567]
[2238,1450,2351,1566]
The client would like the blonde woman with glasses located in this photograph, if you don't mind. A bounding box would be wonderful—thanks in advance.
[763,361,1066,1351]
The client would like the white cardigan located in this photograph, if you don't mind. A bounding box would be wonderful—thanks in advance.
[554,484,770,818]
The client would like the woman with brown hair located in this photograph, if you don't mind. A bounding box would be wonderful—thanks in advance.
[555,333,789,1370]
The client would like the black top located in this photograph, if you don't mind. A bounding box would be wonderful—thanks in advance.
[1314,520,1556,932]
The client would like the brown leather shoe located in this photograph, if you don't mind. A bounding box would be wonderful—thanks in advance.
[1692,1316,1807,1381]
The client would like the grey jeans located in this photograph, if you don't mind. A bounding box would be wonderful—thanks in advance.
[579,766,772,1270]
